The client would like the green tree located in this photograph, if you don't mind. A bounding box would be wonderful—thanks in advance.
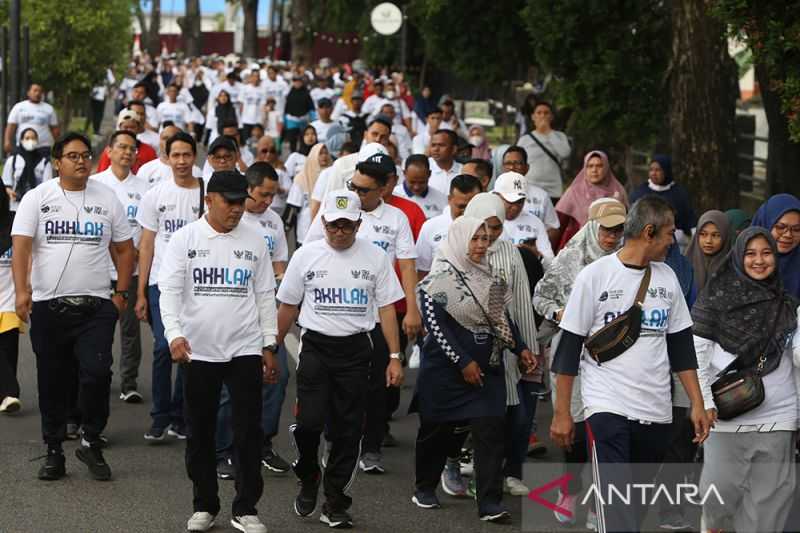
[521,0,671,178]
[22,0,133,131]
[712,0,800,197]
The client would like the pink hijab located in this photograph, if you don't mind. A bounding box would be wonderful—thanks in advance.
[556,150,628,226]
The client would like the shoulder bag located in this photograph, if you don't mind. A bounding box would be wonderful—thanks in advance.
[528,132,565,180]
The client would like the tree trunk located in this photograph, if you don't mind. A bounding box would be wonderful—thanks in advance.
[179,0,202,57]
[59,93,73,133]
[242,0,259,58]
[755,62,800,198]
[670,0,739,212]
[290,0,312,65]
[147,0,161,57]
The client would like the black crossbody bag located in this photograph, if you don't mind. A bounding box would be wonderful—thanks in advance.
[528,132,565,180]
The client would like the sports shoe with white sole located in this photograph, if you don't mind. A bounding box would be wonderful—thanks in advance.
[320,507,353,529]
[586,509,598,531]
[0,396,21,413]
[231,515,267,533]
[411,490,441,509]
[119,390,143,403]
[553,490,577,525]
[504,476,530,496]
[479,503,511,523]
[358,452,385,474]
[440,459,468,497]
[187,512,216,531]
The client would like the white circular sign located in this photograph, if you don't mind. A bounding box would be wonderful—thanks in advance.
[371,2,403,36]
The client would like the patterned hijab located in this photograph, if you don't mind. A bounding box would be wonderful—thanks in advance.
[419,217,514,362]
[692,227,798,362]
[685,210,733,292]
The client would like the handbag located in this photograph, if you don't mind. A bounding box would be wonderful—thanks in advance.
[583,266,650,364]
[710,304,783,421]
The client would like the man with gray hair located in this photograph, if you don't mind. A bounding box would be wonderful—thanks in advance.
[550,195,711,532]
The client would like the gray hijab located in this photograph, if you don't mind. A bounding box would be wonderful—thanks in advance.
[685,210,732,292]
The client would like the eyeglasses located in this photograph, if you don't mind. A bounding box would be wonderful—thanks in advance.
[324,221,358,234]
[62,152,93,162]
[774,223,800,236]
[212,153,235,162]
[599,224,625,236]
[346,179,379,195]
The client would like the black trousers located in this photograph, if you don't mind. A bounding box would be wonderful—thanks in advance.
[563,421,588,495]
[282,127,301,154]
[0,328,20,399]
[363,324,389,454]
[415,416,505,514]
[30,299,117,448]
[656,406,699,516]
[384,313,408,433]
[292,330,371,512]
[89,98,105,134]
[183,356,264,516]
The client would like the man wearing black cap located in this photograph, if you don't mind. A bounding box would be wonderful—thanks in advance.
[310,97,335,142]
[158,169,278,533]
[202,135,248,181]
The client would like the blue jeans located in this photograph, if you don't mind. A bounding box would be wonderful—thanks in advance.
[216,345,289,459]
[504,380,542,480]
[148,285,184,429]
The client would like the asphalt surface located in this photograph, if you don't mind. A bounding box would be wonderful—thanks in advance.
[0,324,588,533]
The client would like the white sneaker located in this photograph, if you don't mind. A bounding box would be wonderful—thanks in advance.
[231,515,267,533]
[0,396,21,414]
[553,490,577,525]
[503,476,530,496]
[586,509,598,531]
[187,512,216,531]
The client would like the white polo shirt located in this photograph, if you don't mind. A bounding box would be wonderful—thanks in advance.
[501,212,554,265]
[415,208,452,272]
[427,159,463,195]
[277,238,404,336]
[11,179,133,301]
[241,209,289,263]
[304,199,417,264]
[136,178,204,285]
[90,169,149,279]
[559,254,693,423]
[525,184,560,229]
[136,159,203,189]
[393,182,448,219]
[157,216,276,362]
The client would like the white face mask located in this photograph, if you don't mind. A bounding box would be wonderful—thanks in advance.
[384,90,396,99]
[21,138,38,151]
[468,135,483,147]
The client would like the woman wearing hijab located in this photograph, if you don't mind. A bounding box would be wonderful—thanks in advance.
[532,197,625,530]
[207,89,240,144]
[0,184,22,414]
[284,124,318,183]
[463,193,541,498]
[2,127,52,214]
[629,155,696,250]
[285,143,331,245]
[412,217,534,523]
[685,210,733,294]
[282,75,316,154]
[725,208,751,236]
[468,125,491,161]
[693,228,800,533]
[751,193,800,299]
[555,150,627,251]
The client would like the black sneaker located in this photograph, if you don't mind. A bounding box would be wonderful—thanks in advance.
[75,443,112,481]
[293,467,321,517]
[144,424,168,442]
[217,457,235,480]
[37,449,66,481]
[262,448,291,473]
[320,506,353,529]
[167,423,187,440]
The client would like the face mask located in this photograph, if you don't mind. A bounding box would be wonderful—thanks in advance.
[21,139,38,151]
[384,90,395,99]
[469,135,483,146]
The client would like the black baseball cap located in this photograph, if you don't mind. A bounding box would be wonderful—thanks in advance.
[356,153,395,178]
[207,170,251,201]
[208,135,238,155]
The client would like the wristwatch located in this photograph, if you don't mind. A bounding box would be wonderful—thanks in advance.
[264,343,279,354]
[113,290,129,300]
[389,352,402,360]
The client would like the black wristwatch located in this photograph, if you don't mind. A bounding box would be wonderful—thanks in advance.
[113,290,129,300]
[263,343,279,354]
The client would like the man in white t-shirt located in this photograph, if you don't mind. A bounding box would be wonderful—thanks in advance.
[500,145,560,242]
[158,170,275,533]
[127,100,161,152]
[493,171,554,268]
[262,66,289,114]
[136,124,197,188]
[277,190,403,529]
[90,131,149,403]
[130,83,160,131]
[550,195,711,533]
[135,132,205,442]
[310,97,335,141]
[412,108,442,156]
[415,174,482,278]
[428,130,463,194]
[156,84,194,131]
[253,135,291,216]
[393,154,448,219]
[4,83,60,155]
[11,132,135,481]
[239,71,267,143]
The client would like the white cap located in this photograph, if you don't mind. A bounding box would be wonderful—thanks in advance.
[492,172,527,202]
[357,142,388,163]
[321,189,362,222]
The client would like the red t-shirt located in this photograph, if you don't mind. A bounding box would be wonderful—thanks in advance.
[387,195,425,315]
[96,141,157,174]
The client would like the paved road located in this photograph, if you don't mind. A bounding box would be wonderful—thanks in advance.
[0,324,582,533]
